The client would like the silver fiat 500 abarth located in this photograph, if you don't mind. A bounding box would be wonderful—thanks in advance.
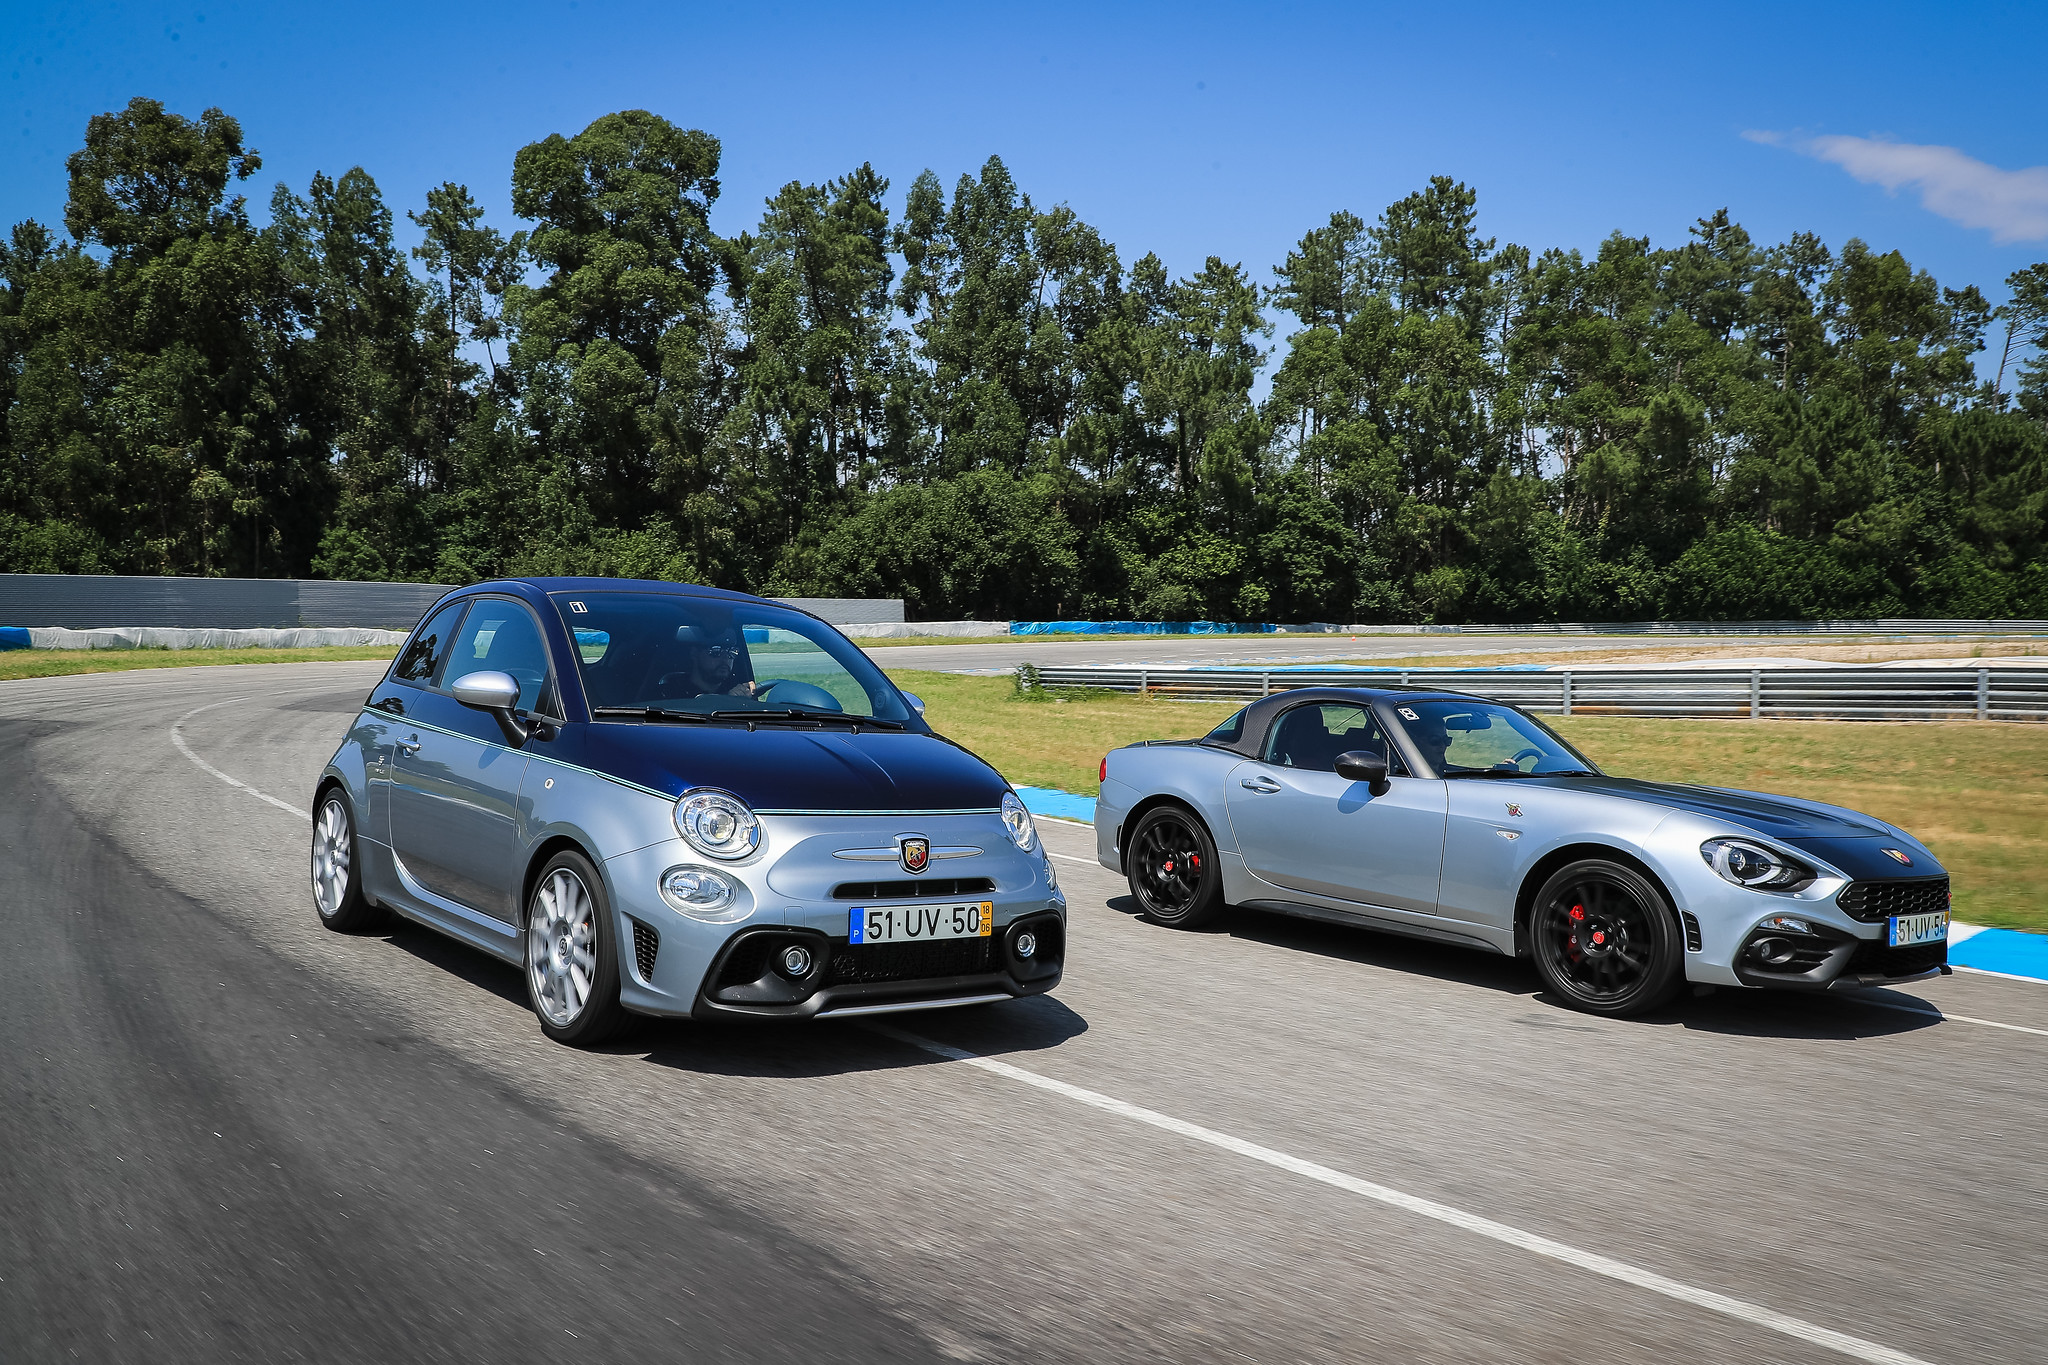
[310,578,1065,1045]
[1096,688,1951,1017]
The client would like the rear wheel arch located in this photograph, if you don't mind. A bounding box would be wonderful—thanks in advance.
[1514,843,1679,957]
[1122,793,1216,848]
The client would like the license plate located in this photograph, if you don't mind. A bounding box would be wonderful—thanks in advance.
[1889,911,1948,947]
[849,901,993,945]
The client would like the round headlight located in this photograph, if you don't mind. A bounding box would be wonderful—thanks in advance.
[1701,838,1813,892]
[1001,790,1037,852]
[674,788,760,860]
[659,865,747,922]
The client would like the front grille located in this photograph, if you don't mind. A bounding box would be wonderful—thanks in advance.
[832,877,995,901]
[1846,938,1947,978]
[1836,879,1950,924]
[630,919,660,981]
[827,935,996,986]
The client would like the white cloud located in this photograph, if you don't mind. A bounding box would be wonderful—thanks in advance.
[1744,130,2048,243]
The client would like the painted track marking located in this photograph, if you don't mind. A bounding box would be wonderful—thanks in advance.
[171,698,304,817]
[1048,852,1095,865]
[1854,996,2048,1038]
[871,1023,1935,1365]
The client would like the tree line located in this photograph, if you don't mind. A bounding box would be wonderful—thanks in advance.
[3,98,2045,621]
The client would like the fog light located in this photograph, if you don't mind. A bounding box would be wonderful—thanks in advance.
[1749,937,1797,967]
[1756,914,1813,935]
[780,945,814,978]
[1015,930,1038,959]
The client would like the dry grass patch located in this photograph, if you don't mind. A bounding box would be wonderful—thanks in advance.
[0,645,398,682]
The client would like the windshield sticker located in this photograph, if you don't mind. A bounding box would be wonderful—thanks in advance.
[1398,707,1419,720]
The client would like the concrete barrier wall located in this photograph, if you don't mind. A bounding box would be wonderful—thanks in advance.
[0,575,906,631]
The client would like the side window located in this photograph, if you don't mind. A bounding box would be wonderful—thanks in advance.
[1204,708,1247,745]
[392,601,468,685]
[1265,704,1400,774]
[443,601,556,713]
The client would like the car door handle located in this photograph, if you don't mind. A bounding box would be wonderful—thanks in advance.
[396,735,421,756]
[1240,775,1281,794]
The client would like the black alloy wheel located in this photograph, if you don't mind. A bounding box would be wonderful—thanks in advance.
[1529,859,1682,1016]
[1126,806,1226,929]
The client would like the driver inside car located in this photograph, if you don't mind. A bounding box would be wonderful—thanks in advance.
[1409,713,1453,773]
[655,626,759,700]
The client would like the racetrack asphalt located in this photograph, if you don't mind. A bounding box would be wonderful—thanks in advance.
[3,661,2044,1364]
[857,631,2034,673]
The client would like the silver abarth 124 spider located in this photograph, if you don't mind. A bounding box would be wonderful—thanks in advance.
[1095,687,1951,1016]
[311,578,1065,1045]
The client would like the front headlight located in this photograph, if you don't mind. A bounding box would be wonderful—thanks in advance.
[1001,790,1037,852]
[674,788,760,860]
[659,865,747,922]
[1701,838,1814,893]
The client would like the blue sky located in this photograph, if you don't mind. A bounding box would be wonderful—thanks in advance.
[4,0,2044,320]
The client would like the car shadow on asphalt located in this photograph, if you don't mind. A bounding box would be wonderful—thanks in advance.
[1110,896,1942,1041]
[632,993,1092,1080]
[383,917,1093,1077]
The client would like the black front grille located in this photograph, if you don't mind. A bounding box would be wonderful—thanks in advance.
[1836,879,1950,924]
[832,877,995,901]
[1846,938,1948,978]
[630,919,660,981]
[827,935,996,986]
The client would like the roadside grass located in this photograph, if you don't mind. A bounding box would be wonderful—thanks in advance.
[0,645,397,682]
[887,669,2048,933]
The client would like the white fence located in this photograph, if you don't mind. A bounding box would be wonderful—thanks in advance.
[1027,666,2048,722]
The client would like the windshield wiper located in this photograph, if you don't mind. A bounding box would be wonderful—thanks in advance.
[592,706,710,723]
[707,708,906,731]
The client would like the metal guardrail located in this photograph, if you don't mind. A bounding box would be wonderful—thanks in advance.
[1327,619,2048,636]
[1028,666,2048,722]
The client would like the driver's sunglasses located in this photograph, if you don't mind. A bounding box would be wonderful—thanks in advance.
[704,645,739,661]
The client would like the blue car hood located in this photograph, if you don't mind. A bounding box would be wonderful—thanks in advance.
[563,723,1010,811]
[1526,775,1943,880]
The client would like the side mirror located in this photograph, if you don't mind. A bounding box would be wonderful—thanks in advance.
[451,670,536,747]
[1334,749,1390,795]
[901,690,926,717]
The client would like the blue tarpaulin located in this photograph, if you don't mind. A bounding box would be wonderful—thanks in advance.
[1011,621,1279,636]
[0,627,30,651]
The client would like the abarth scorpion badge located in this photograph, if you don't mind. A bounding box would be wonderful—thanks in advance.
[900,836,931,873]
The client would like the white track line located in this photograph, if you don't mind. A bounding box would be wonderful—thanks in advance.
[872,1024,1934,1365]
[1853,997,2048,1038]
[171,698,303,817]
[1047,852,1096,865]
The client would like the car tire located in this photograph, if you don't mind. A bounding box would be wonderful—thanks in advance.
[311,789,386,934]
[524,850,630,1047]
[1528,858,1683,1016]
[1126,805,1228,929]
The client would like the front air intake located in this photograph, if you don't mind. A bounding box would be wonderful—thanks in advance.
[630,919,660,982]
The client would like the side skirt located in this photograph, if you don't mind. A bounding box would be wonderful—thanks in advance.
[386,851,524,965]
[1237,897,1512,956]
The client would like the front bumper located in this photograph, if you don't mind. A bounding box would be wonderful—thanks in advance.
[604,813,1066,1020]
[689,910,1066,1019]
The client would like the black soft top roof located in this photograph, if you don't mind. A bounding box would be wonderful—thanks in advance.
[1202,686,1491,759]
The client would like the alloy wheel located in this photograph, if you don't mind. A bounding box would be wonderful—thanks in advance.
[528,867,599,1027]
[1536,873,1655,1005]
[311,796,353,920]
[1133,815,1204,917]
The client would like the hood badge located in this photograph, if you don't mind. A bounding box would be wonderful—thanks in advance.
[1505,803,1523,818]
[1881,848,1913,867]
[900,836,931,874]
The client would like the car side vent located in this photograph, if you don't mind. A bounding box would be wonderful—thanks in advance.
[630,919,660,982]
[832,877,996,901]
[1680,911,1703,953]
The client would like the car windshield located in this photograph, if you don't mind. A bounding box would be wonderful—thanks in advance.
[549,592,913,725]
[1392,699,1597,777]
